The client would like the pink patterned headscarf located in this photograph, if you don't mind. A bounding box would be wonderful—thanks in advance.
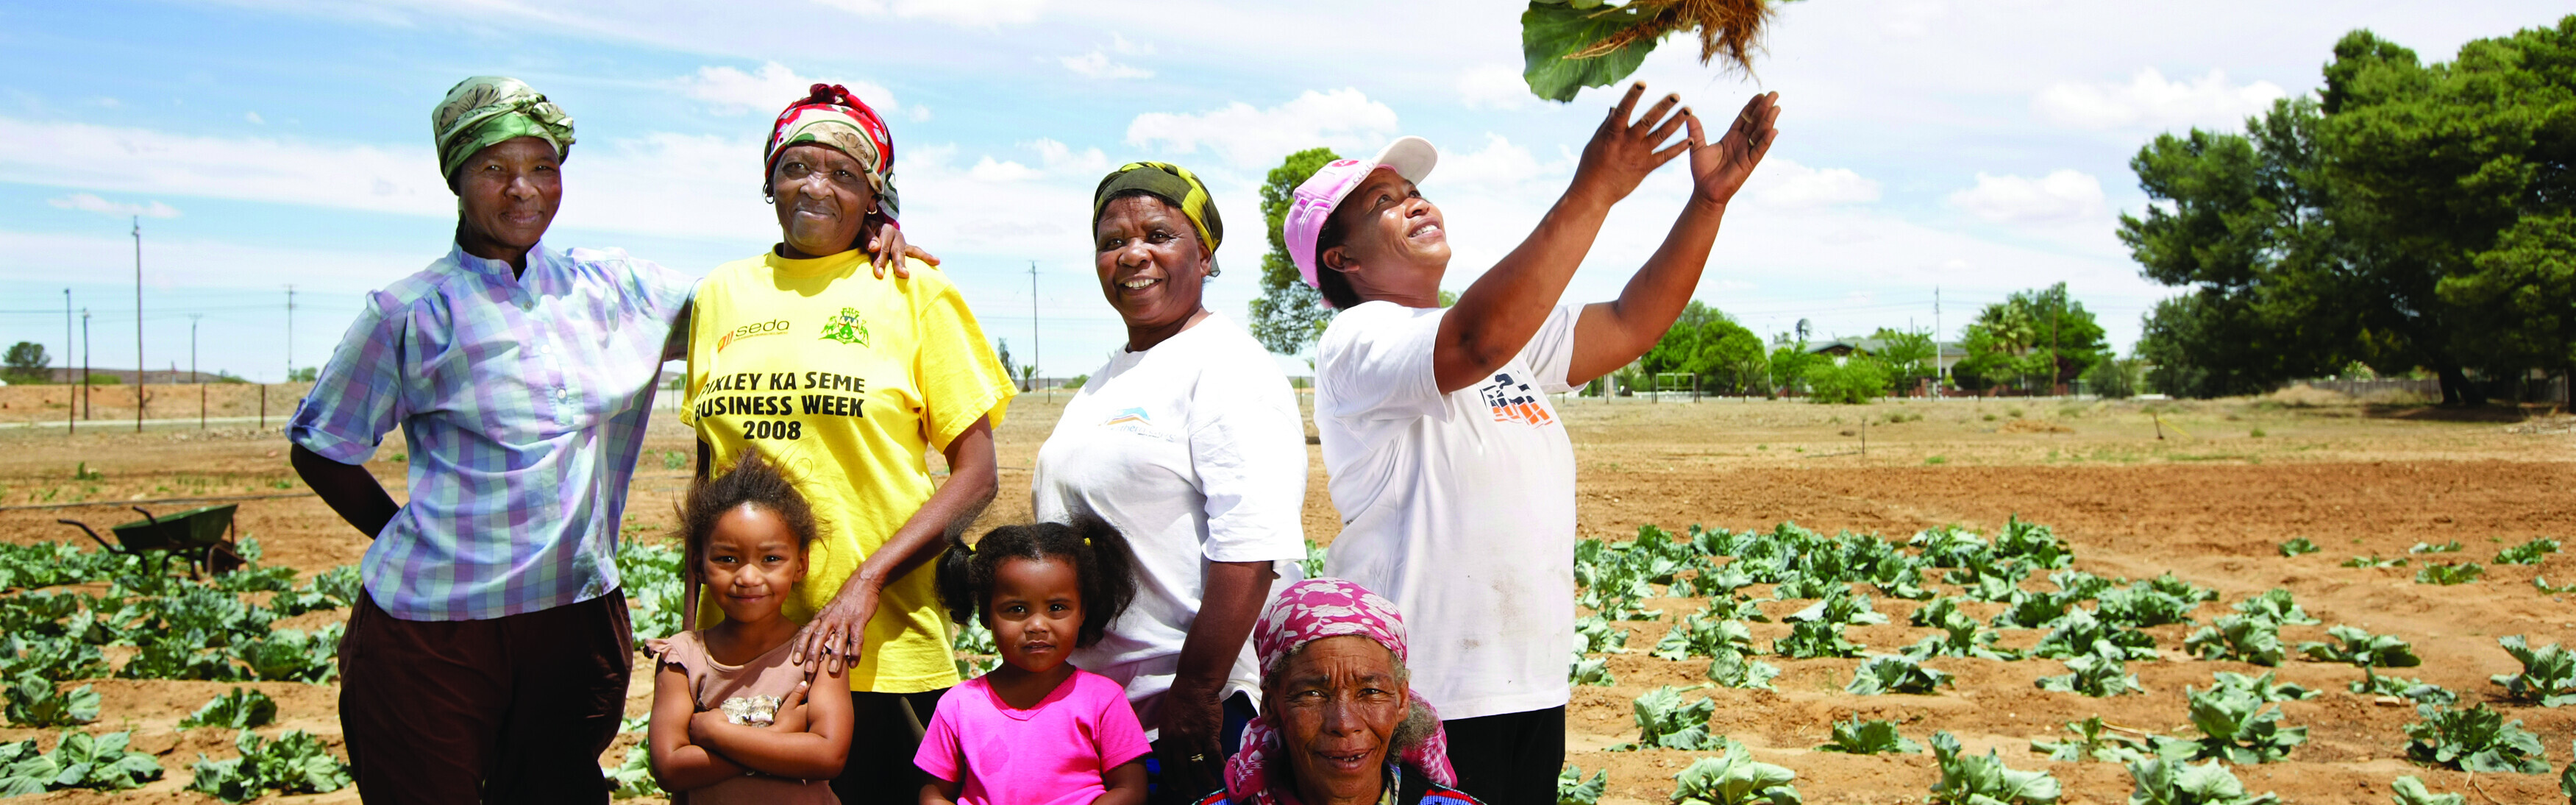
[1226,578,1456,805]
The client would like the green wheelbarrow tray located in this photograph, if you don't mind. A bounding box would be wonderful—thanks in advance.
[54,504,246,577]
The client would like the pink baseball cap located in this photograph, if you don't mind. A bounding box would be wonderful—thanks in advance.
[1284,136,1438,295]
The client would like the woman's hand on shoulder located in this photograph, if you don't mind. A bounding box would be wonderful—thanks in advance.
[867,222,942,280]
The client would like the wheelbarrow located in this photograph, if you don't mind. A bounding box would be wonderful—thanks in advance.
[56,504,246,578]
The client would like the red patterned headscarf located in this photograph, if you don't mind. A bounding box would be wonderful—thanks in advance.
[763,83,899,224]
[1227,578,1456,805]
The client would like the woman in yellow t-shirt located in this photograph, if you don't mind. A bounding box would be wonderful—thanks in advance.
[682,82,1016,800]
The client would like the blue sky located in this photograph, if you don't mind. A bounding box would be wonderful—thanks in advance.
[1,0,2566,382]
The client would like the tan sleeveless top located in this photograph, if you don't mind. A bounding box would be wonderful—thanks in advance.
[653,631,838,805]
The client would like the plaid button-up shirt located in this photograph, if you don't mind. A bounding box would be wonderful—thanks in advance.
[289,241,695,621]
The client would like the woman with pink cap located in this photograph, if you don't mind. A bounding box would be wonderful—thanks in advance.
[1284,84,1780,805]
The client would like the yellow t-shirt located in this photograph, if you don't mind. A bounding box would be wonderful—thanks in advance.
[683,249,1017,693]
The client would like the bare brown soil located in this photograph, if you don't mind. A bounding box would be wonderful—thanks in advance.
[0,389,2570,803]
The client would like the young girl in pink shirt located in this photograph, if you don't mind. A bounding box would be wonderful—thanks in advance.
[918,517,1150,805]
[648,452,853,804]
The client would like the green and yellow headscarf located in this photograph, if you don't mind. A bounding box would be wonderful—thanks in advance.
[431,76,575,189]
[1093,162,1223,273]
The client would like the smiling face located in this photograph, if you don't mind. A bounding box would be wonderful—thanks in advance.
[1093,193,1211,350]
[700,504,808,627]
[769,143,878,259]
[986,556,1086,675]
[1320,169,1450,302]
[1267,635,1408,804]
[452,136,563,260]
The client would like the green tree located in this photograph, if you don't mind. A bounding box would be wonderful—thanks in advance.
[2124,18,2576,403]
[1250,148,1343,356]
[1955,284,2107,393]
[1765,336,1821,397]
[3,342,49,383]
[1871,327,1936,393]
[1637,302,1768,394]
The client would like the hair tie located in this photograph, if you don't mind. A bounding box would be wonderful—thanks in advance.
[959,541,975,555]
[1083,536,1092,546]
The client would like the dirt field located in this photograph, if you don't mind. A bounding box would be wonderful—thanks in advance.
[0,386,2570,803]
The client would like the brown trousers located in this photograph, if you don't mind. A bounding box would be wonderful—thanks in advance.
[339,590,633,804]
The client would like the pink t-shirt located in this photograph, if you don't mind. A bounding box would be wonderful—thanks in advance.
[914,669,1152,805]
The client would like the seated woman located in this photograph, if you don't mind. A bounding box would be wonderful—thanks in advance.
[1200,578,1481,805]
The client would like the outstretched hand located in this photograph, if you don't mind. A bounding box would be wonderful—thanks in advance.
[1684,91,1782,208]
[1570,83,1696,208]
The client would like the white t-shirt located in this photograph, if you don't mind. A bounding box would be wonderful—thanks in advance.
[1315,301,1581,721]
[1035,312,1309,735]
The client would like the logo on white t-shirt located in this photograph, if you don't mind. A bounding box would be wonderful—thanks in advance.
[1478,372,1554,426]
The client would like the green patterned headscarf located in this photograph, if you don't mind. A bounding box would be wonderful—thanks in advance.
[431,76,575,189]
[1093,162,1223,267]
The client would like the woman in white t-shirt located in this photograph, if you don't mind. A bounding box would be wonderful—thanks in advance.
[1280,85,1781,805]
[1033,161,1307,805]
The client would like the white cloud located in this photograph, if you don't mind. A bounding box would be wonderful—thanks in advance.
[1109,33,1153,56]
[1061,50,1152,79]
[243,111,264,124]
[671,62,908,118]
[0,116,449,217]
[1434,133,1559,191]
[1125,88,1400,169]
[47,193,181,219]
[1743,159,1880,209]
[810,0,1045,26]
[967,157,1040,182]
[2032,68,2288,131]
[1946,169,2106,224]
[1027,138,1109,174]
[1456,64,1529,110]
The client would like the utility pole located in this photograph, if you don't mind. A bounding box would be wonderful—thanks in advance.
[1934,286,1943,388]
[1028,260,1042,401]
[134,216,144,432]
[191,314,204,429]
[285,285,296,383]
[63,289,72,436]
[80,308,91,421]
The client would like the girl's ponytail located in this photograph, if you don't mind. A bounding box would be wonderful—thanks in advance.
[1067,514,1138,648]
[933,529,980,627]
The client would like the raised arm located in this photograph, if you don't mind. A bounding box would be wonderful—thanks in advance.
[1566,91,1781,385]
[1431,84,1696,393]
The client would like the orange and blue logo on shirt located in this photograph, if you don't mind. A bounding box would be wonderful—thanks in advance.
[1480,372,1554,427]
[1101,407,1150,427]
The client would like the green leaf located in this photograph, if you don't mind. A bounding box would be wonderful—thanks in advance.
[1670,737,1801,805]
[1618,685,1720,752]
[2389,776,2466,805]
[2415,562,2484,585]
[2403,703,2551,774]
[1846,654,1954,695]
[2277,537,2321,556]
[2180,685,2307,763]
[1815,716,1919,754]
[2185,614,2284,666]
[1521,1,1664,103]
[1559,764,1609,805]
[3,673,97,728]
[2491,636,2576,707]
[1705,650,1781,691]
[179,687,278,730]
[2036,645,2145,698]
[2297,624,2422,668]
[2124,757,2280,805]
[1930,731,2061,804]
[2494,538,2559,565]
